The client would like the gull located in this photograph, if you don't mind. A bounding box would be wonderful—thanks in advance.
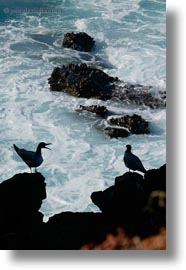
[123,144,146,173]
[13,142,51,173]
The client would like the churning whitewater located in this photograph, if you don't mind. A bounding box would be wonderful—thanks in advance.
[0,0,166,219]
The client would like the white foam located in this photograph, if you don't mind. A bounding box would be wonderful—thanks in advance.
[0,0,166,219]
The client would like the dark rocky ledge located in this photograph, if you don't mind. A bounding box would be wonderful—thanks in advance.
[62,32,95,52]
[48,63,166,109]
[0,164,166,249]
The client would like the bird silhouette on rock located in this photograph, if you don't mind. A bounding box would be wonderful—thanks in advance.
[123,144,146,173]
[13,142,51,173]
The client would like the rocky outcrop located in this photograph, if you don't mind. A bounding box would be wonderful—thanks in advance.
[0,164,166,249]
[62,32,95,52]
[48,63,166,108]
[46,212,114,250]
[0,173,46,249]
[91,164,166,237]
[78,104,149,138]
[48,63,117,99]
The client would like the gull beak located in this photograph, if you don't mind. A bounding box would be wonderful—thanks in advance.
[44,143,52,150]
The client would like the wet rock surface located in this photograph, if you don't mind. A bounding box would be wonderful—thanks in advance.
[78,104,150,138]
[114,83,166,109]
[107,114,150,135]
[104,126,130,138]
[48,63,166,109]
[79,104,108,118]
[48,63,117,99]
[62,32,95,52]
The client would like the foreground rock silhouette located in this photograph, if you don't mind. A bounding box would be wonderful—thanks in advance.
[0,173,46,249]
[0,164,166,249]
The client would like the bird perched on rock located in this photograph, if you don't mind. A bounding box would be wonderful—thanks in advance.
[123,144,146,173]
[13,142,51,173]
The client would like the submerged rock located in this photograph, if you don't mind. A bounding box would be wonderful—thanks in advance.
[62,32,95,52]
[78,105,149,138]
[79,104,108,118]
[104,126,130,138]
[114,83,166,109]
[107,114,150,135]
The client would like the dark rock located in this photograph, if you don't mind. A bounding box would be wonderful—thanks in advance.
[46,212,115,249]
[104,126,130,138]
[48,64,166,109]
[78,105,149,138]
[0,173,46,249]
[48,63,117,99]
[0,163,166,249]
[114,84,166,109]
[144,164,166,193]
[138,190,166,238]
[91,186,115,214]
[107,114,150,135]
[91,164,166,236]
[79,104,108,118]
[62,32,95,52]
[93,172,145,216]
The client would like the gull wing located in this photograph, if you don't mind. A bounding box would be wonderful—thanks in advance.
[16,148,35,162]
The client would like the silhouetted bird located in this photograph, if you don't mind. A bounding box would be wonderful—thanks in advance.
[13,142,51,172]
[123,144,146,173]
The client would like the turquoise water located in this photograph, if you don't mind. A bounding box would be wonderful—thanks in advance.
[0,0,166,219]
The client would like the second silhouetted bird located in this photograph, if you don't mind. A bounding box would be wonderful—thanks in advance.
[123,144,146,173]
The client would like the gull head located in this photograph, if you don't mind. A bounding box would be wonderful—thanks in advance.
[38,142,52,150]
[126,144,132,152]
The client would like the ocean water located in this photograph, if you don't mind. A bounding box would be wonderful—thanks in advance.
[0,0,166,220]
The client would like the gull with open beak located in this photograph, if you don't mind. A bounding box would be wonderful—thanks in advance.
[13,142,51,173]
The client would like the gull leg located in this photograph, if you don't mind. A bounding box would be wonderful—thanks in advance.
[30,167,32,173]
[35,168,37,173]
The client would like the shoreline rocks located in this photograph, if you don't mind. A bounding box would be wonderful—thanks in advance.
[91,164,166,237]
[0,173,46,249]
[0,164,166,249]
